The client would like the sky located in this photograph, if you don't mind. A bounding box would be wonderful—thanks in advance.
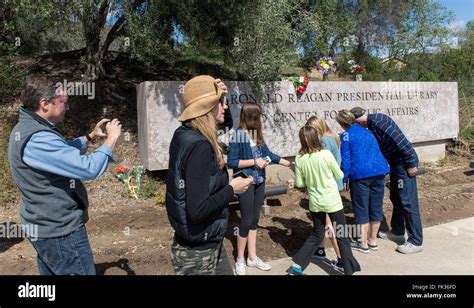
[437,0,474,29]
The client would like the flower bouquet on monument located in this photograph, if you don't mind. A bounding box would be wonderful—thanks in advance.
[115,164,145,199]
[316,56,337,81]
[348,60,366,81]
[288,75,310,98]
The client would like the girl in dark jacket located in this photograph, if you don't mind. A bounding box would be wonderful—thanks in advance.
[228,102,291,275]
[166,76,253,275]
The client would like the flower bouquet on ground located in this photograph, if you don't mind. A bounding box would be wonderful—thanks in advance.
[115,164,145,199]
[316,56,337,80]
[288,75,310,98]
[348,60,365,81]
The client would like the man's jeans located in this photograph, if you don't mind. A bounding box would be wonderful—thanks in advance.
[389,164,423,246]
[30,226,96,275]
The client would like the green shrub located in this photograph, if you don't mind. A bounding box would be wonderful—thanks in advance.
[0,52,27,105]
[459,95,473,143]
[460,127,474,141]
[0,118,20,207]
[139,174,164,199]
[139,174,166,205]
[419,71,440,81]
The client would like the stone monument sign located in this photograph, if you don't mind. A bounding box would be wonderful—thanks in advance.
[137,81,459,170]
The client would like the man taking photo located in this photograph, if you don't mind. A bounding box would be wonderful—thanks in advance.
[8,76,122,275]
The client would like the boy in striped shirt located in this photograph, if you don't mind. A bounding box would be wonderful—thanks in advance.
[351,107,423,254]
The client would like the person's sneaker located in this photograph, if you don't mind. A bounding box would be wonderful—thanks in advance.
[330,258,344,272]
[247,256,272,271]
[235,258,246,275]
[313,247,326,259]
[396,242,423,254]
[286,265,304,276]
[351,241,370,253]
[368,243,379,251]
[378,231,405,245]
[349,236,360,243]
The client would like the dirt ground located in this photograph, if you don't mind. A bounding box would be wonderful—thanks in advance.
[0,148,472,275]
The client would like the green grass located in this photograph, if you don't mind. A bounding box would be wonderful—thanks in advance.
[139,172,166,203]
[460,127,474,141]
[437,157,448,167]
[458,95,473,140]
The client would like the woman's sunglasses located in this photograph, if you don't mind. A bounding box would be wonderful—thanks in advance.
[219,96,227,106]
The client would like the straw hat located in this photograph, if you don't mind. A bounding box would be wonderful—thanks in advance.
[178,75,223,122]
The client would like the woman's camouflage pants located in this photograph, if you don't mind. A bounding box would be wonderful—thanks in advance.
[171,240,233,275]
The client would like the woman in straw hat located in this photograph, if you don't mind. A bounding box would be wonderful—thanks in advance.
[166,75,253,275]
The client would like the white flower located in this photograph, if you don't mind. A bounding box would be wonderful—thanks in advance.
[299,76,304,83]
[348,60,355,65]
[328,60,334,66]
[323,64,330,70]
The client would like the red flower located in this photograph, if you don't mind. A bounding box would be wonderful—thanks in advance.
[116,165,130,174]
[303,76,309,86]
[296,85,306,94]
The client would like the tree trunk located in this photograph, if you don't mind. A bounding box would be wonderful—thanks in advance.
[80,0,110,81]
[328,35,340,58]
[99,0,145,59]
[354,34,365,63]
[81,0,145,81]
[85,48,104,82]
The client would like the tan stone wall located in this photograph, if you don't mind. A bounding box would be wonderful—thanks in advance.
[138,81,459,170]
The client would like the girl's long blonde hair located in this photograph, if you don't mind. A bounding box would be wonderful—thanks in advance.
[306,116,340,147]
[191,112,225,169]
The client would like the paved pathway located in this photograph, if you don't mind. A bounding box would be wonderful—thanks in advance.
[246,217,474,275]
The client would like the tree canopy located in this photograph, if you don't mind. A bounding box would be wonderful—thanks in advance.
[0,0,467,84]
